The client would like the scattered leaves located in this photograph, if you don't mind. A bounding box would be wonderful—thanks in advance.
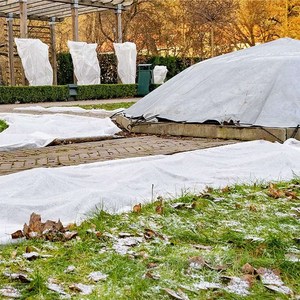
[133,203,142,213]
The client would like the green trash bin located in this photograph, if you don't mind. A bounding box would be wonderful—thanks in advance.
[137,64,152,96]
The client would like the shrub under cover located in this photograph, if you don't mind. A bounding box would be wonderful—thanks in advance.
[57,53,201,85]
[76,84,137,100]
[0,86,69,104]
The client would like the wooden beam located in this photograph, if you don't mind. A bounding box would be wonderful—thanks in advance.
[71,0,79,41]
[116,4,122,43]
[19,0,28,38]
[7,13,15,86]
[49,17,57,85]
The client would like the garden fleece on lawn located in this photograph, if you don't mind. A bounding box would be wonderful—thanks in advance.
[0,180,299,299]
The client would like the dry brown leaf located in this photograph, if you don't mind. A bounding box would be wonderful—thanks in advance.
[133,203,142,213]
[143,271,160,280]
[242,263,255,275]
[222,186,230,193]
[155,204,164,214]
[284,191,298,200]
[242,274,256,287]
[147,262,158,269]
[11,230,24,239]
[267,187,285,199]
[249,204,257,212]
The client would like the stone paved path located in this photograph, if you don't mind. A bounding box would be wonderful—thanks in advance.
[0,136,237,176]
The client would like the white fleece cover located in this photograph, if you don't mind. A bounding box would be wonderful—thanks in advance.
[113,42,137,84]
[125,38,300,127]
[0,113,121,151]
[14,38,53,86]
[68,41,101,85]
[14,106,124,117]
[0,139,300,243]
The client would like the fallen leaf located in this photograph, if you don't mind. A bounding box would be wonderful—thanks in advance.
[265,285,292,295]
[155,204,164,214]
[133,203,142,213]
[194,281,222,290]
[64,265,76,273]
[284,190,298,200]
[87,271,108,282]
[242,263,255,274]
[257,268,292,295]
[47,282,70,298]
[225,277,250,296]
[3,272,31,283]
[69,283,95,295]
[28,213,43,233]
[164,288,189,300]
[267,186,285,199]
[23,252,39,261]
[11,230,24,239]
[142,271,160,280]
[63,231,78,241]
[147,262,158,269]
[0,286,21,298]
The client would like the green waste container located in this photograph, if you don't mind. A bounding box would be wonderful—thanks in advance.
[137,64,152,96]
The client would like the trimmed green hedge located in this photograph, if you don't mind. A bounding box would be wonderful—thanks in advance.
[76,84,137,100]
[0,86,69,104]
[0,84,138,104]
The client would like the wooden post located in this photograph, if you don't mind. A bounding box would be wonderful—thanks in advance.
[71,0,78,83]
[71,0,79,41]
[116,4,122,43]
[19,0,28,38]
[7,13,15,86]
[19,0,27,85]
[49,17,57,85]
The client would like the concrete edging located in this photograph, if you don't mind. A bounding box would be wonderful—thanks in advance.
[116,115,299,142]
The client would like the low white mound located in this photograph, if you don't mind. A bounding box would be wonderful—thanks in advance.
[125,38,300,128]
[0,113,121,151]
[14,106,124,117]
[0,139,300,243]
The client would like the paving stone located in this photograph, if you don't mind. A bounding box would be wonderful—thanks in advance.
[0,136,237,176]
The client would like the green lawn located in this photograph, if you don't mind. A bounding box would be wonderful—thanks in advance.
[0,120,8,133]
[0,180,299,299]
[75,102,135,111]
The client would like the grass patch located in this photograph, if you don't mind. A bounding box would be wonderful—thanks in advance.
[0,180,299,299]
[0,119,8,132]
[75,101,135,111]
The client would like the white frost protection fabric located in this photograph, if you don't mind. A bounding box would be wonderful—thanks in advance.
[0,113,120,151]
[153,66,168,84]
[113,42,137,84]
[125,38,300,128]
[14,38,53,86]
[68,41,100,85]
[1,139,300,243]
[14,106,124,118]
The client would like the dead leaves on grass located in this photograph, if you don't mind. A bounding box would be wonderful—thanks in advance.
[267,183,298,200]
[11,212,77,242]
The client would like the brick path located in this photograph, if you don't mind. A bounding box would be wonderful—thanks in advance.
[0,136,237,176]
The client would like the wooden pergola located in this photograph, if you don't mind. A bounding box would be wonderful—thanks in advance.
[0,0,133,85]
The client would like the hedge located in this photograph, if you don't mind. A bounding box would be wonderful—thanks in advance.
[0,84,139,104]
[76,84,137,100]
[0,86,69,104]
